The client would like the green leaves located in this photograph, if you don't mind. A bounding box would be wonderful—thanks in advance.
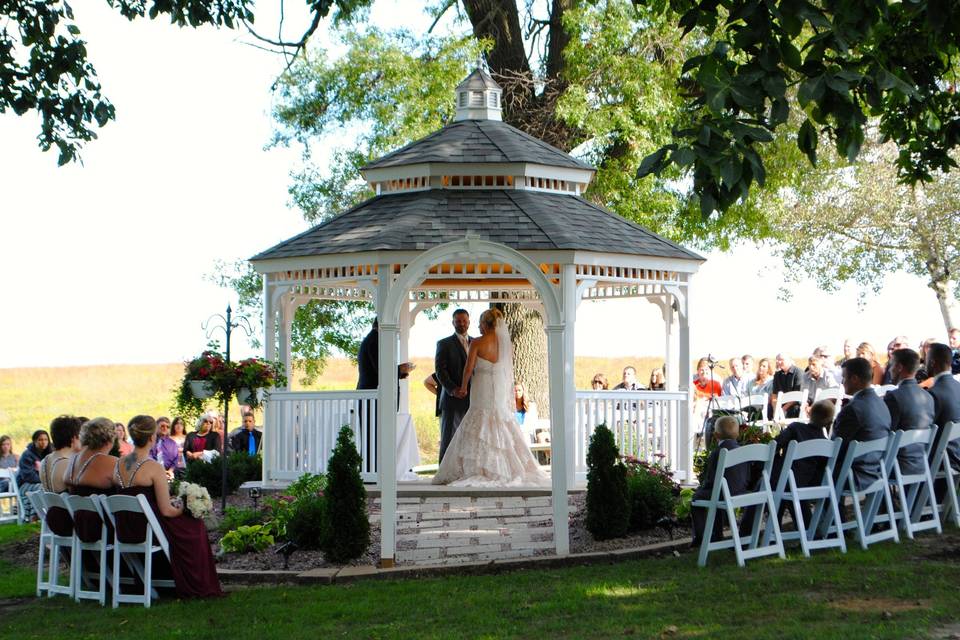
[797,119,818,164]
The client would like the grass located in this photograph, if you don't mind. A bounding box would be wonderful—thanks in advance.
[0,356,669,464]
[0,522,958,638]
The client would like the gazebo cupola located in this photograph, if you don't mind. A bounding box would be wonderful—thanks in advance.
[454,67,502,121]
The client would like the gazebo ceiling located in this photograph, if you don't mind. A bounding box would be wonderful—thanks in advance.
[249,189,703,264]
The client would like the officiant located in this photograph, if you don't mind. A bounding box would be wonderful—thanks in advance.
[356,319,414,391]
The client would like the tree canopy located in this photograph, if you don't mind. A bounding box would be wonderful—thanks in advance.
[637,0,960,219]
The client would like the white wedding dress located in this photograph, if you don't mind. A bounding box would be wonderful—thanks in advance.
[432,320,550,487]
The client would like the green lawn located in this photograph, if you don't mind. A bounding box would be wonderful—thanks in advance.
[1,522,958,639]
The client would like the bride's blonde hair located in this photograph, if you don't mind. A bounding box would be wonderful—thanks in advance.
[479,308,503,330]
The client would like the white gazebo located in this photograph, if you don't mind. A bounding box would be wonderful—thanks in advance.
[250,68,704,566]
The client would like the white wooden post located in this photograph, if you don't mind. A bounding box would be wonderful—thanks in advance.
[546,324,570,556]
[277,296,295,391]
[375,264,398,567]
[264,279,277,362]
[561,264,578,487]
[398,303,412,415]
[677,283,693,482]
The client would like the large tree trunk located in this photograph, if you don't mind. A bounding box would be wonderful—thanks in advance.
[930,275,959,332]
[497,304,550,414]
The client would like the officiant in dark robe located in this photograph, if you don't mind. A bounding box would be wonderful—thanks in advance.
[356,319,413,398]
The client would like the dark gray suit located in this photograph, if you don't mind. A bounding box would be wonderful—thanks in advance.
[884,378,935,475]
[928,373,960,471]
[435,333,471,462]
[831,388,892,489]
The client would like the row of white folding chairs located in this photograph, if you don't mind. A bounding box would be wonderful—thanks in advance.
[694,421,960,567]
[0,468,24,524]
[26,490,174,607]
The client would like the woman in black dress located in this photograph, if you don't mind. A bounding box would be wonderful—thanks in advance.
[115,415,221,598]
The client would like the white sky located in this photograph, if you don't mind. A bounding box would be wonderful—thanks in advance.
[0,2,949,370]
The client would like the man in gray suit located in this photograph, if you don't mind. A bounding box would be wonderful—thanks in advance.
[831,357,892,488]
[435,309,472,463]
[884,348,935,476]
[927,342,960,473]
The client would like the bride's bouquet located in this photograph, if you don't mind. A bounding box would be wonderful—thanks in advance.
[175,481,214,521]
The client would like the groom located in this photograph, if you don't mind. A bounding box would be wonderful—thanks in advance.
[435,308,471,463]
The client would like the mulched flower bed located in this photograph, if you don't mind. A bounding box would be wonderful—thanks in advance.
[567,492,692,554]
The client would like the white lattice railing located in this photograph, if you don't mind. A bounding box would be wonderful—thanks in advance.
[263,389,688,486]
[263,391,378,484]
[573,390,687,481]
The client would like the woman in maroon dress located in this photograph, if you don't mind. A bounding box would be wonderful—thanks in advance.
[115,415,221,598]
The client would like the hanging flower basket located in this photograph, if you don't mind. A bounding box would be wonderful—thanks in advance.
[189,380,216,399]
[233,358,286,410]
[236,387,265,406]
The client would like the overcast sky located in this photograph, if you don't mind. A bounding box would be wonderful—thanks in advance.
[0,2,948,370]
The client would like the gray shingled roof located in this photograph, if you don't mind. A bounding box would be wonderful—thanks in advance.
[251,190,703,262]
[457,68,500,91]
[362,120,594,171]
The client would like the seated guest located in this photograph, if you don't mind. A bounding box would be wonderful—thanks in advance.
[115,415,222,598]
[40,415,82,492]
[16,430,51,521]
[883,348,934,476]
[0,435,18,493]
[514,383,531,425]
[722,357,752,397]
[62,418,120,545]
[591,373,609,391]
[747,358,773,395]
[926,342,960,474]
[840,339,855,366]
[693,358,722,399]
[856,342,885,385]
[229,412,262,456]
[184,415,223,462]
[115,422,134,457]
[801,355,839,404]
[648,367,666,391]
[170,417,187,469]
[772,354,803,418]
[830,357,892,489]
[950,328,960,375]
[881,336,910,385]
[813,345,842,381]
[613,366,644,390]
[742,354,755,376]
[691,416,750,546]
[917,338,938,387]
[151,416,183,478]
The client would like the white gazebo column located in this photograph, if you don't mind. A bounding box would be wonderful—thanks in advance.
[398,303,412,414]
[277,296,296,391]
[561,265,578,486]
[263,279,277,362]
[376,265,399,567]
[546,323,570,556]
[677,285,693,482]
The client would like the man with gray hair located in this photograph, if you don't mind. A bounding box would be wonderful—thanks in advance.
[722,357,752,397]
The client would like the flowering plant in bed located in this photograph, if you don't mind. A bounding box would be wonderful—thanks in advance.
[621,455,680,531]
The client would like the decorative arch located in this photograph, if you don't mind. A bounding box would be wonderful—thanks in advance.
[381,237,563,329]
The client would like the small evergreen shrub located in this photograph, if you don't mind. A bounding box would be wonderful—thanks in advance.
[286,494,327,549]
[585,424,630,540]
[320,426,370,562]
[623,458,679,531]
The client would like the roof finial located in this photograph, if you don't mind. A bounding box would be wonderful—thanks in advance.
[454,64,502,122]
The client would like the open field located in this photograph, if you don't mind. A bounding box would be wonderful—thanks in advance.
[1,521,959,638]
[0,357,669,461]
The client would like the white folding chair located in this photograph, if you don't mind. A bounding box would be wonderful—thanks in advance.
[875,385,897,397]
[774,390,808,422]
[714,396,742,411]
[821,436,900,550]
[0,468,23,524]
[102,494,175,608]
[66,494,112,605]
[927,421,960,527]
[881,428,941,539]
[744,393,769,415]
[765,439,846,556]
[27,491,52,596]
[813,387,844,405]
[41,492,76,598]
[693,442,785,567]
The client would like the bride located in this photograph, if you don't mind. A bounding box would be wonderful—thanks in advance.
[432,308,550,486]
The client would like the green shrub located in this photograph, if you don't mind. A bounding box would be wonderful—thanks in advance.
[219,506,266,535]
[183,452,262,498]
[623,458,679,531]
[287,472,327,500]
[320,426,369,562]
[675,488,694,521]
[286,495,327,549]
[585,424,630,540]
[220,524,274,553]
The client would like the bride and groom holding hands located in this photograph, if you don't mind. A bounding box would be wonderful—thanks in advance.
[432,308,548,487]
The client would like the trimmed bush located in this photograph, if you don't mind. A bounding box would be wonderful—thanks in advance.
[184,452,262,498]
[624,459,679,531]
[286,494,327,549]
[585,424,630,540]
[320,426,369,562]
